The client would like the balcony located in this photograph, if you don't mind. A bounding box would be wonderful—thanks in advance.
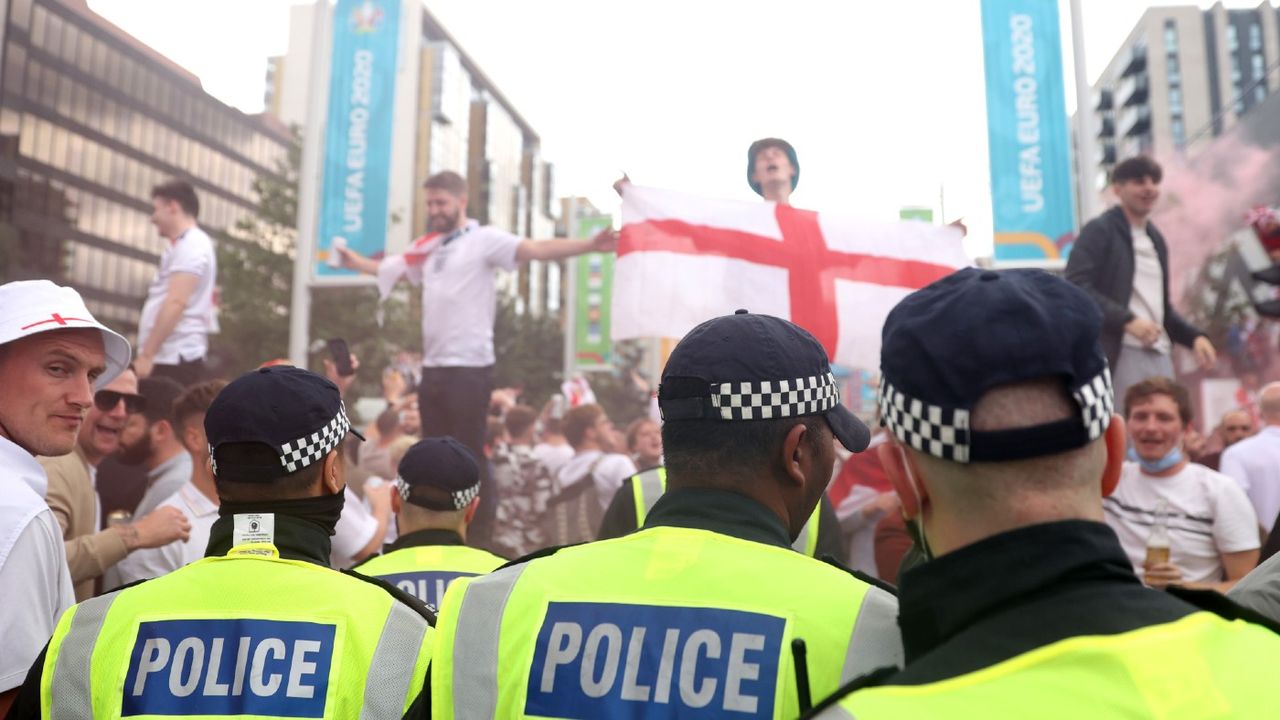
[1120,44,1148,77]
[1096,142,1117,166]
[1094,88,1114,112]
[1118,105,1152,138]
[1118,73,1150,107]
[1096,115,1116,138]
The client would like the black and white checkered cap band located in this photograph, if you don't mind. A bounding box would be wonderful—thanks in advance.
[879,369,1114,464]
[279,405,353,474]
[710,372,840,421]
[394,476,481,511]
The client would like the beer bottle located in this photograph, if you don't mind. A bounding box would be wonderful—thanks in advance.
[1145,498,1171,567]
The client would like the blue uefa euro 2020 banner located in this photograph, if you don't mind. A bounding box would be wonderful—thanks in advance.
[980,0,1076,263]
[316,0,401,277]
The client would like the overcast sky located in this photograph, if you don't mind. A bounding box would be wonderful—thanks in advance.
[87,0,1266,258]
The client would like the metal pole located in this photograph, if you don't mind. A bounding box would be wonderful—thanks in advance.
[561,197,578,383]
[288,0,332,365]
[1070,0,1099,227]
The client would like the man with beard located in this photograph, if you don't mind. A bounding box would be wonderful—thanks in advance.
[123,376,194,518]
[41,367,191,601]
[337,170,617,548]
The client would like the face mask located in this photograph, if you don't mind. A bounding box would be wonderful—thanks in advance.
[1127,445,1184,474]
[898,446,934,563]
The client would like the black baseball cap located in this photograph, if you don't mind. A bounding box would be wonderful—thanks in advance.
[879,268,1114,464]
[393,437,480,511]
[205,366,364,482]
[137,376,184,424]
[747,138,800,196]
[659,309,870,452]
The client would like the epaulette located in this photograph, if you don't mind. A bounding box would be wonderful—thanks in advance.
[342,568,437,625]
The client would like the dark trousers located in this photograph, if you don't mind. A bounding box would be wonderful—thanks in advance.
[152,357,208,388]
[419,365,496,546]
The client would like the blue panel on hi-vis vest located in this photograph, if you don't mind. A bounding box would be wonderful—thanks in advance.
[526,602,786,719]
[121,619,336,717]
[378,570,479,608]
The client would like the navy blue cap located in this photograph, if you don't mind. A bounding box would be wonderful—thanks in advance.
[879,268,1115,463]
[747,138,800,196]
[393,436,481,511]
[659,309,870,452]
[205,366,364,482]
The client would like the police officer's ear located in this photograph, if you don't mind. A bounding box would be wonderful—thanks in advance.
[1100,414,1126,498]
[780,422,810,488]
[880,439,928,521]
[319,450,344,495]
[463,496,480,524]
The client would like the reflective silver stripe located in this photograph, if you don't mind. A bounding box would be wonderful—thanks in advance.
[842,586,903,680]
[361,601,430,720]
[50,592,121,719]
[792,516,812,554]
[636,467,666,518]
[450,563,530,720]
[816,704,859,719]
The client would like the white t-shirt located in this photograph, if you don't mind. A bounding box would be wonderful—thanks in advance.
[137,226,218,364]
[381,220,521,368]
[556,450,639,511]
[532,442,575,479]
[0,436,75,692]
[114,481,218,586]
[1104,461,1260,583]
[1220,426,1280,533]
[331,485,381,569]
[1123,227,1169,352]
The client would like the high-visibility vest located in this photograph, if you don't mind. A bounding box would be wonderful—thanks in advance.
[355,543,505,609]
[431,525,901,719]
[631,466,822,556]
[40,542,433,719]
[813,612,1280,719]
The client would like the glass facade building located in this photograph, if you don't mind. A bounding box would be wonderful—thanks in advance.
[0,0,291,334]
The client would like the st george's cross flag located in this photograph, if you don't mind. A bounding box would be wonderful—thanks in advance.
[611,185,970,369]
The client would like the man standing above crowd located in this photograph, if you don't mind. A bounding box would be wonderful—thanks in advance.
[41,368,190,601]
[1065,156,1215,402]
[0,280,129,715]
[134,180,217,385]
[808,268,1280,719]
[1221,382,1280,537]
[1104,377,1259,592]
[338,171,616,547]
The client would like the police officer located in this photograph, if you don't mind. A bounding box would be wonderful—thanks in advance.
[12,366,434,719]
[353,436,505,609]
[431,310,901,719]
[806,268,1280,718]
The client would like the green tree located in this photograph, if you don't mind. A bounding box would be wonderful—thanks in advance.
[493,293,563,409]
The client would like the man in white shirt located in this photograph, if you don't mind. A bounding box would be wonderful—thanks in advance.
[557,404,638,510]
[1103,376,1259,592]
[1065,156,1215,404]
[0,280,130,715]
[1221,382,1280,535]
[134,179,217,386]
[337,170,616,546]
[114,380,227,586]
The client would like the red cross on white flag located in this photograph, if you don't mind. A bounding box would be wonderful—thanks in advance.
[612,186,970,369]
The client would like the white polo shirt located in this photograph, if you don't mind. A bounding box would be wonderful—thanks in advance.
[114,481,218,586]
[1220,426,1280,533]
[381,220,521,368]
[0,436,75,692]
[1104,461,1260,583]
[137,225,218,364]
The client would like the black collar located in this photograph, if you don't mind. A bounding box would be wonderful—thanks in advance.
[206,512,333,566]
[896,520,1141,663]
[384,528,466,553]
[643,487,792,549]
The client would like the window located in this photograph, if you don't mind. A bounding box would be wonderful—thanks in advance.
[1253,53,1265,80]
[1248,23,1262,51]
[45,13,63,60]
[1167,54,1180,84]
[1163,21,1178,54]
[1169,87,1183,114]
[1227,24,1238,53]
[1256,84,1268,103]
[1231,56,1242,83]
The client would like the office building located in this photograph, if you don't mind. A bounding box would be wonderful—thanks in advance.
[0,0,292,334]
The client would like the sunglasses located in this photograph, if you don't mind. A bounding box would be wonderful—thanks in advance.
[94,390,146,414]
